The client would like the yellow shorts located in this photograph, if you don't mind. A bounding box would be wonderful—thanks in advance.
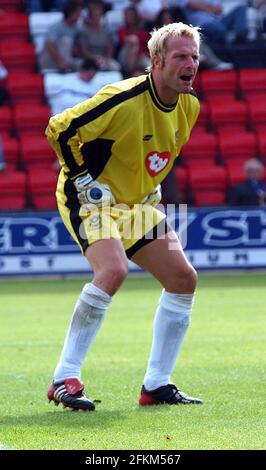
[56,176,168,259]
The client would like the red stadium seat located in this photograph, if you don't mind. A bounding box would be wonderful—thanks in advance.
[19,133,56,170]
[218,131,257,162]
[7,73,44,104]
[0,1,24,12]
[184,158,216,170]
[246,94,266,131]
[182,130,218,163]
[1,136,19,170]
[192,190,226,206]
[188,165,227,206]
[0,170,27,210]
[209,98,248,131]
[0,106,13,134]
[191,74,201,96]
[14,104,50,134]
[226,162,246,186]
[257,130,266,160]
[174,166,188,201]
[28,169,58,210]
[200,70,237,99]
[239,69,266,97]
[0,40,36,72]
[195,101,210,130]
[0,12,29,40]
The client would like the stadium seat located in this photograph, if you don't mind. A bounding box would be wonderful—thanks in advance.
[14,104,51,134]
[218,131,258,162]
[0,170,27,210]
[181,130,218,163]
[0,40,36,72]
[174,166,188,202]
[192,190,226,207]
[195,100,210,130]
[0,106,13,135]
[0,0,24,12]
[19,133,56,170]
[239,69,266,97]
[1,135,19,170]
[246,94,266,131]
[226,162,246,186]
[184,157,217,170]
[209,98,248,131]
[28,169,58,210]
[200,70,237,99]
[7,73,44,104]
[188,165,227,206]
[191,73,201,96]
[257,130,266,161]
[0,12,29,40]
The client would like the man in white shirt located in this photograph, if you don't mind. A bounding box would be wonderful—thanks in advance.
[44,59,122,115]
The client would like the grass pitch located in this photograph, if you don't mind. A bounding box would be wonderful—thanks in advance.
[0,274,265,450]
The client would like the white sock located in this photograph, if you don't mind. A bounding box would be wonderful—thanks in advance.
[54,283,112,383]
[143,290,195,391]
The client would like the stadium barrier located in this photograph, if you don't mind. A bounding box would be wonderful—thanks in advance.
[0,207,265,276]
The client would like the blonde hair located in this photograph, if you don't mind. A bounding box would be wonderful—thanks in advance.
[147,22,201,72]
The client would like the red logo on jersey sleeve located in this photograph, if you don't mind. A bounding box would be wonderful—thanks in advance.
[145,151,171,176]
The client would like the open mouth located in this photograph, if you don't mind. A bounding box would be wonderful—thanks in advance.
[180,75,193,82]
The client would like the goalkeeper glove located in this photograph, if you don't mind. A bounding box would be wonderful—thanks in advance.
[74,174,116,207]
[141,184,162,206]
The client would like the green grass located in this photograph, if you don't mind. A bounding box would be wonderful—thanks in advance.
[0,274,265,450]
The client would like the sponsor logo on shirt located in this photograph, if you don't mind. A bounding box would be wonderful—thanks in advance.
[145,151,171,176]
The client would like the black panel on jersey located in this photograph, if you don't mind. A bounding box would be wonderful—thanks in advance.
[126,218,171,259]
[80,138,115,180]
[64,178,89,253]
[58,79,149,178]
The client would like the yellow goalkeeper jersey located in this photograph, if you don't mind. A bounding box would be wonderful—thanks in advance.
[46,73,200,205]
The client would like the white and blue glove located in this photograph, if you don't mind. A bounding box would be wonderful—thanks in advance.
[141,184,162,206]
[74,173,116,208]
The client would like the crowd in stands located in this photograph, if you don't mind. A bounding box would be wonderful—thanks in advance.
[0,0,266,210]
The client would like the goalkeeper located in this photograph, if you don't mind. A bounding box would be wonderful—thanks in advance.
[46,22,203,411]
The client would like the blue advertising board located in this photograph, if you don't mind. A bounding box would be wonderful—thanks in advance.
[0,207,265,276]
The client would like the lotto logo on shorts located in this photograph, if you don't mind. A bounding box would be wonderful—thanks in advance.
[145,151,171,176]
[88,214,102,229]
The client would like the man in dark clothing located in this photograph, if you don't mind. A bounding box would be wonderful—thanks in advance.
[227,159,266,207]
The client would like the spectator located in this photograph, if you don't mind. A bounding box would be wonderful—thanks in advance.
[105,0,131,10]
[117,5,150,76]
[44,58,122,114]
[0,61,8,106]
[175,0,247,44]
[134,0,168,28]
[25,0,68,12]
[154,8,233,70]
[38,0,83,73]
[248,0,265,39]
[227,159,266,207]
[78,0,120,71]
